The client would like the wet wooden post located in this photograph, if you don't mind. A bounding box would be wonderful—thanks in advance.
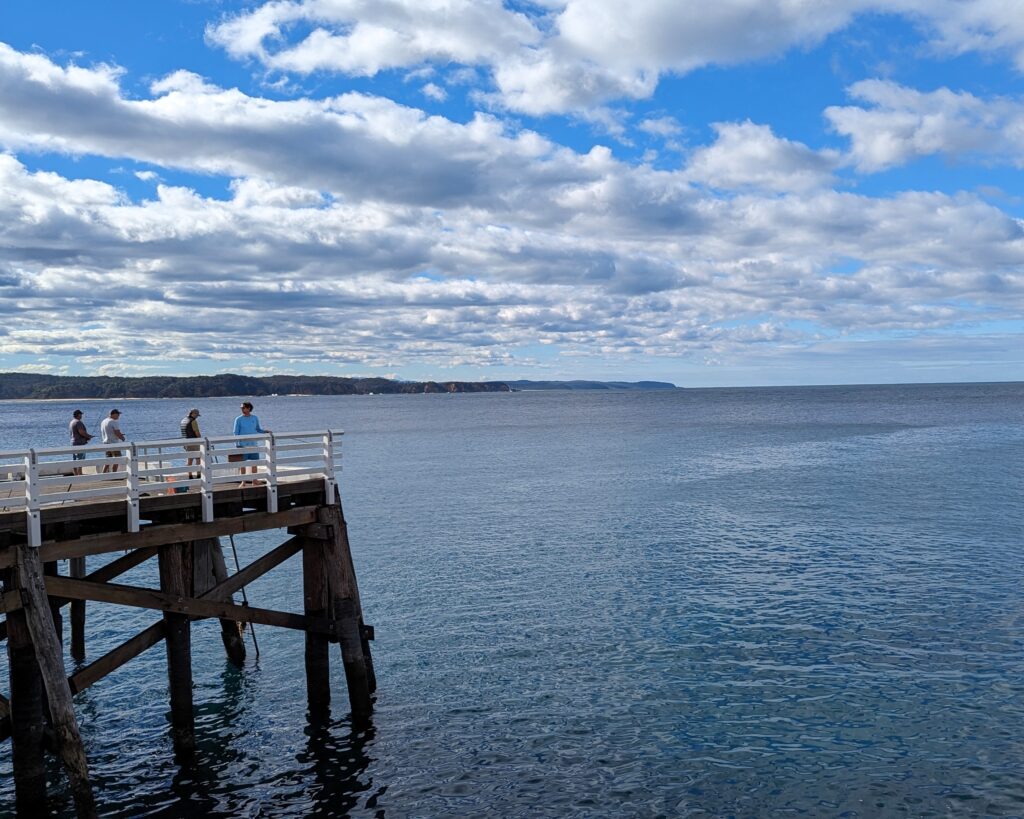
[302,536,331,715]
[318,504,372,722]
[3,567,48,815]
[45,560,63,648]
[328,495,376,693]
[193,537,246,667]
[70,555,87,661]
[14,542,97,817]
[0,429,375,810]
[159,541,195,756]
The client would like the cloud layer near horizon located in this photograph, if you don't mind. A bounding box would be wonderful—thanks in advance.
[2,0,1024,381]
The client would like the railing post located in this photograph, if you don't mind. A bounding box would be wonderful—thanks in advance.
[200,438,214,523]
[126,443,140,533]
[24,449,41,548]
[322,431,336,500]
[265,433,278,514]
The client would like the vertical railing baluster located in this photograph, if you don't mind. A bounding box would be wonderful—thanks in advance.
[322,430,336,499]
[126,443,140,533]
[200,438,214,522]
[25,449,41,548]
[265,433,278,513]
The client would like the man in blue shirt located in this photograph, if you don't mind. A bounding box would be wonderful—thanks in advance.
[232,401,271,482]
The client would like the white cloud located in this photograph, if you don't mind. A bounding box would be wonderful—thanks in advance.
[827,79,1024,171]
[422,82,447,101]
[638,116,683,138]
[204,0,1024,117]
[685,121,839,192]
[1,42,1022,376]
[206,0,541,75]
[2,142,1022,373]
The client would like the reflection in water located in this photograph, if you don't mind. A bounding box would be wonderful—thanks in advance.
[300,715,377,818]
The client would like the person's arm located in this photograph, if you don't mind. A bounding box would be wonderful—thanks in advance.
[116,427,126,441]
[233,416,242,436]
[255,416,271,434]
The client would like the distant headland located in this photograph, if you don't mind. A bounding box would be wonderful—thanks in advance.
[0,373,677,400]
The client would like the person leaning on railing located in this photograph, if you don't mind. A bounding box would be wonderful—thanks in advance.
[180,408,201,478]
[100,409,126,474]
[68,409,93,476]
[232,401,271,483]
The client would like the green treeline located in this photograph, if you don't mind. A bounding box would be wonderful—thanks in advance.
[0,373,511,399]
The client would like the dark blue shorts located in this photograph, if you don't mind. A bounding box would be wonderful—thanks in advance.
[72,451,86,461]
[240,451,259,462]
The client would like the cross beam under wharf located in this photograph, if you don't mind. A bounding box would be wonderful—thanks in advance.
[0,474,375,818]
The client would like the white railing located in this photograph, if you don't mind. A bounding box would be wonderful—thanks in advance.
[0,430,343,548]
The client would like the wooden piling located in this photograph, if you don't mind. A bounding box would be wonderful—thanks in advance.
[45,560,63,647]
[327,496,377,693]
[193,538,246,667]
[302,538,331,715]
[15,542,97,817]
[0,458,376,810]
[319,504,373,721]
[70,556,87,662]
[3,567,48,815]
[158,542,195,756]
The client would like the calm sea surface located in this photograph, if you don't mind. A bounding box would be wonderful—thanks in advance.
[1,384,1023,817]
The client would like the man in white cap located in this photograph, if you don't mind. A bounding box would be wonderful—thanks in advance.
[100,409,125,473]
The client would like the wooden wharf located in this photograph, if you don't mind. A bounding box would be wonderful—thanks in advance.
[0,431,375,817]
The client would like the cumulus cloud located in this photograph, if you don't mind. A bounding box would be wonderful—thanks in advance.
[685,121,839,193]
[1,141,1022,374]
[206,0,541,75]
[1,41,1023,375]
[827,79,1024,171]
[422,82,447,101]
[204,0,1024,115]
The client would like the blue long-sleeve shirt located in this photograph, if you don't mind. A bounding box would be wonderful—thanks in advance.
[233,414,265,446]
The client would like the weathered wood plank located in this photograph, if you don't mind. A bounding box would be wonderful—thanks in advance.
[201,536,303,603]
[302,537,331,715]
[196,538,246,667]
[318,503,373,721]
[1,546,159,620]
[15,542,97,816]
[68,622,165,695]
[0,505,318,569]
[159,542,194,756]
[43,575,336,635]
[70,556,86,661]
[326,495,377,694]
[0,477,326,542]
[3,567,47,809]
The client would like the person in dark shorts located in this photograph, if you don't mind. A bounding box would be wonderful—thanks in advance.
[69,409,93,475]
[232,401,271,483]
[180,408,202,477]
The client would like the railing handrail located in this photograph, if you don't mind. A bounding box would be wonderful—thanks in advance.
[1,430,343,548]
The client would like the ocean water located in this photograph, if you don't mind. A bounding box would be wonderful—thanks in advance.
[1,383,1023,817]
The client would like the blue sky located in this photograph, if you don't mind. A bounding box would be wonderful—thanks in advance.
[1,1,1023,386]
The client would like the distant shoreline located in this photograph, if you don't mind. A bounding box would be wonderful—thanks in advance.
[0,373,678,401]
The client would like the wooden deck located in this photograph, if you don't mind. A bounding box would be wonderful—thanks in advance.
[1,431,374,817]
[0,476,328,567]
